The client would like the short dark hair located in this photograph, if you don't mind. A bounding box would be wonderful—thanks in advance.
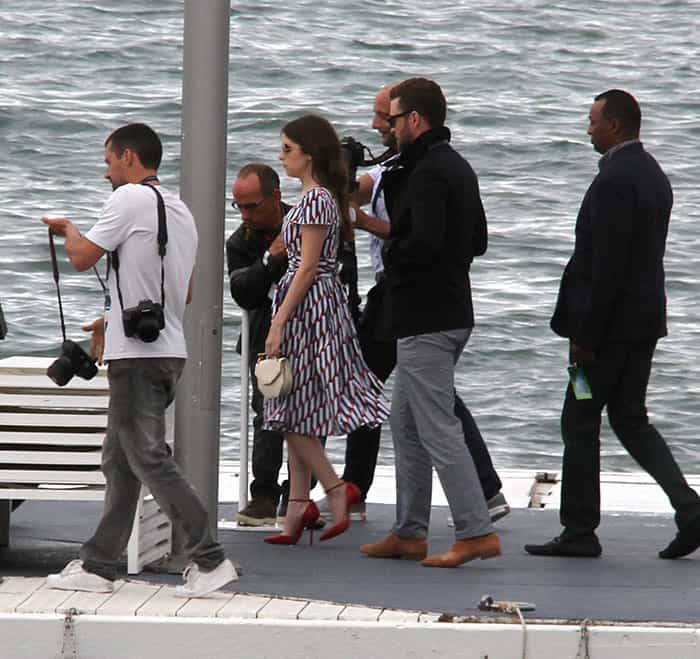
[594,89,641,138]
[237,163,280,197]
[105,123,162,170]
[390,78,446,128]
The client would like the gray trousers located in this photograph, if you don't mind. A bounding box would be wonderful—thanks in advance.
[81,358,224,580]
[391,330,492,541]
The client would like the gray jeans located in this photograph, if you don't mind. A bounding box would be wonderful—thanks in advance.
[80,358,224,580]
[391,329,492,541]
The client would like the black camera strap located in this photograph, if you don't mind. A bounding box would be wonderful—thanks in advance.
[109,180,168,313]
[48,228,110,342]
[48,229,68,342]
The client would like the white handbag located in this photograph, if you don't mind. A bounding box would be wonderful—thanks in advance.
[254,354,293,399]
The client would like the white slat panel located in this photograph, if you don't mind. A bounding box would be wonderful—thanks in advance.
[140,496,161,517]
[217,593,271,619]
[0,374,108,394]
[134,542,171,573]
[96,581,159,616]
[138,526,171,552]
[136,513,169,536]
[338,605,382,621]
[16,587,73,613]
[258,598,308,620]
[0,470,104,484]
[136,586,184,617]
[0,576,45,594]
[0,488,105,501]
[176,592,233,617]
[0,431,105,446]
[0,356,107,378]
[0,450,101,465]
[0,412,107,428]
[0,393,109,410]
[298,601,344,621]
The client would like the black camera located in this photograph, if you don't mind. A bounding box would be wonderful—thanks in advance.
[47,339,98,387]
[341,136,367,192]
[122,299,165,343]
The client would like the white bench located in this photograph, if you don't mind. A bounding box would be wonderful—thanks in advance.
[0,356,172,574]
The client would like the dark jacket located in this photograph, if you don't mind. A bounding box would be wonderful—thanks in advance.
[551,142,672,349]
[225,202,360,353]
[225,203,290,356]
[381,127,488,339]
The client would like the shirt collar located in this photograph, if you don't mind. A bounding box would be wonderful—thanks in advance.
[599,138,641,169]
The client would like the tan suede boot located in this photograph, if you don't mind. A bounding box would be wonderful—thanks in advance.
[421,533,501,568]
[360,532,428,561]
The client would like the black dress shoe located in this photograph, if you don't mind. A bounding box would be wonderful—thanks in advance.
[659,526,700,559]
[524,534,602,558]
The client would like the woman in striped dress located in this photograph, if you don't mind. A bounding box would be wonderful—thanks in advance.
[263,114,389,545]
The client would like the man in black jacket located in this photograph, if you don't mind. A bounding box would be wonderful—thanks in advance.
[227,164,289,525]
[525,89,700,559]
[360,78,501,568]
[345,84,509,525]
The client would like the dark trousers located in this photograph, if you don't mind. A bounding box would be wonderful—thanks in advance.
[249,364,284,504]
[560,340,700,538]
[342,279,502,501]
[81,359,224,579]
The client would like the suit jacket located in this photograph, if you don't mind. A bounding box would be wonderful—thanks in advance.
[381,127,488,339]
[551,141,672,349]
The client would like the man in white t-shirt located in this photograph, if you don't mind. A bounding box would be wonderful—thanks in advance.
[42,123,236,598]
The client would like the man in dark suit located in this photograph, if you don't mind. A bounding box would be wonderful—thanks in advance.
[360,78,501,568]
[525,89,700,559]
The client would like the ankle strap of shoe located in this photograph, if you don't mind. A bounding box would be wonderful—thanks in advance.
[324,481,345,494]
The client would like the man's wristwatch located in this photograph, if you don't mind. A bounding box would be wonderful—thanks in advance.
[262,250,271,267]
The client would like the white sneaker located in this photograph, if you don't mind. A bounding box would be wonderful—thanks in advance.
[174,559,238,598]
[46,560,114,593]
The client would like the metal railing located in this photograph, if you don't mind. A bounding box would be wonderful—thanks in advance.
[238,309,250,510]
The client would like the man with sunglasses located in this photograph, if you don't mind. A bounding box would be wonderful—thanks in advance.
[226,163,291,526]
[336,84,509,527]
[360,78,501,568]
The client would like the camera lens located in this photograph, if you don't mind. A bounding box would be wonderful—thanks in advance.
[77,359,98,381]
[137,318,160,343]
[47,355,74,387]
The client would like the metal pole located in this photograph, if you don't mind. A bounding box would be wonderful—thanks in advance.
[175,1,230,545]
[239,310,250,510]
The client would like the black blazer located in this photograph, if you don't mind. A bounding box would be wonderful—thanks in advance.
[551,142,672,349]
[381,127,488,339]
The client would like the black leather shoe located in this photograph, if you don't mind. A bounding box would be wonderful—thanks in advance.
[524,534,602,558]
[659,526,700,559]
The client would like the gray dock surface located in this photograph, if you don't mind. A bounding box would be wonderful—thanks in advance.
[2,499,698,624]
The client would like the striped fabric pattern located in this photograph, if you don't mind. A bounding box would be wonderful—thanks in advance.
[263,187,390,437]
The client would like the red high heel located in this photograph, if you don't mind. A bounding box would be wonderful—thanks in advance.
[264,500,320,546]
[319,481,361,542]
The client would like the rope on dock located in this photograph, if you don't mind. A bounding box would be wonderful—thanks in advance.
[61,607,79,659]
[576,618,592,659]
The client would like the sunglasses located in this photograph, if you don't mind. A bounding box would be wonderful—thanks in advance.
[387,109,413,127]
[232,199,265,211]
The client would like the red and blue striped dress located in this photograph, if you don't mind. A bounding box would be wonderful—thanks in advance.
[263,186,389,437]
